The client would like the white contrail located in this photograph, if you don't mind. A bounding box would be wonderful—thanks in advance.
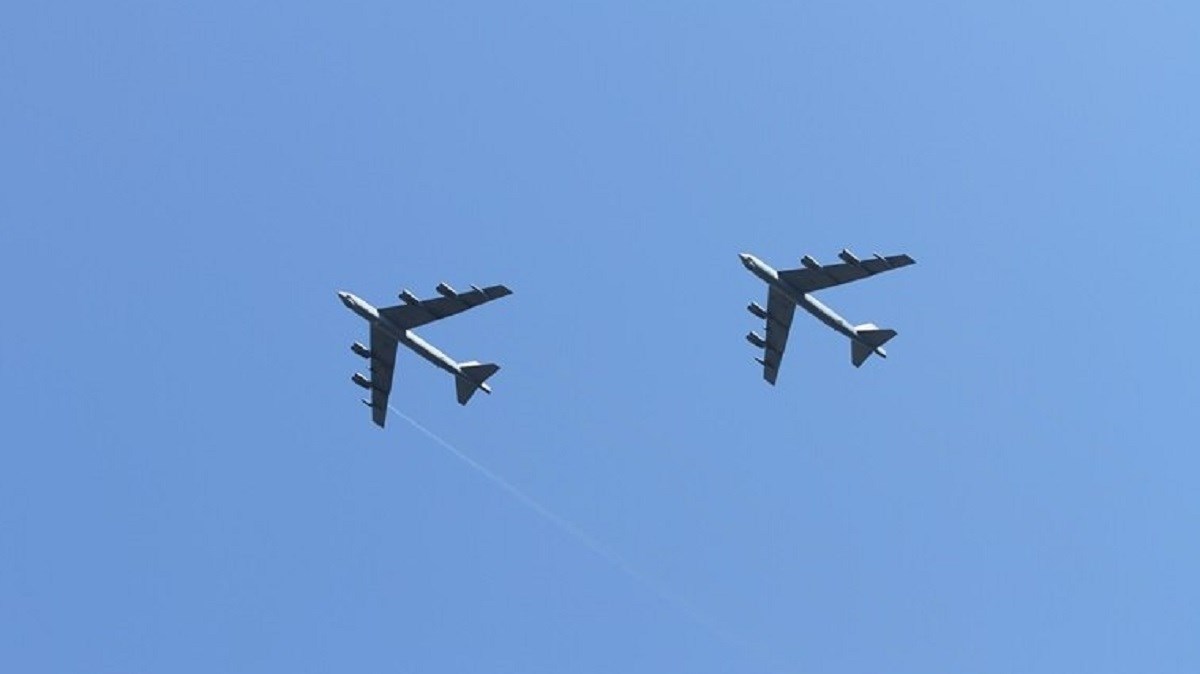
[388,405,788,673]
[389,406,635,574]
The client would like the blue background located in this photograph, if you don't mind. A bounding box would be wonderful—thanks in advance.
[3,2,1198,672]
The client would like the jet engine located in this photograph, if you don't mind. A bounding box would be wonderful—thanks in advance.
[746,331,767,349]
[399,290,420,305]
[838,248,861,266]
[435,282,457,298]
[747,302,768,320]
[801,255,821,270]
[351,373,372,389]
[351,342,371,359]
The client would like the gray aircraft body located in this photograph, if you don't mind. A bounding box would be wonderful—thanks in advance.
[338,283,511,427]
[740,249,915,383]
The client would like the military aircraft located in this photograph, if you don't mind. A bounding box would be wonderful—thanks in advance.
[338,283,512,427]
[740,249,915,383]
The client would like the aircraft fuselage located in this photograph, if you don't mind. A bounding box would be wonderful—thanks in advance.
[338,292,467,380]
[741,254,880,352]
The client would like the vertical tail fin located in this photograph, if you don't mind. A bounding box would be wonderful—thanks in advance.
[851,324,897,367]
[455,361,501,405]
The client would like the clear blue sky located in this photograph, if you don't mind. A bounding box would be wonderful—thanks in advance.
[3,2,1198,672]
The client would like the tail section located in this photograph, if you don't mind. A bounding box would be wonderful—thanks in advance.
[851,323,897,367]
[455,361,500,405]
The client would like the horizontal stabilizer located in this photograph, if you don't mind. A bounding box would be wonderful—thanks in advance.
[456,361,500,405]
[851,325,897,367]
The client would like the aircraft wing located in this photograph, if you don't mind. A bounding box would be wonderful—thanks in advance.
[779,251,915,293]
[759,286,797,385]
[379,284,512,330]
[366,324,399,427]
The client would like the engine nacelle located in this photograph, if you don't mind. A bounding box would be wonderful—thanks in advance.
[351,342,371,359]
[746,331,767,349]
[801,255,821,270]
[399,290,420,305]
[351,373,372,389]
[838,248,861,266]
[747,302,768,320]
[435,282,457,298]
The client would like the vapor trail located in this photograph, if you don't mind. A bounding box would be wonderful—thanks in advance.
[388,405,788,674]
[389,405,635,575]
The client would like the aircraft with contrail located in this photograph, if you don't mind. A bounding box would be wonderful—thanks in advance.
[338,283,512,426]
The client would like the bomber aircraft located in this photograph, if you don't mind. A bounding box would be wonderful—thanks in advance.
[740,249,915,383]
[338,283,512,427]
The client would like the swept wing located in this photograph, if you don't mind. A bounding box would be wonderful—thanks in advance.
[755,287,797,385]
[779,251,914,293]
[380,284,512,330]
[365,324,399,427]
